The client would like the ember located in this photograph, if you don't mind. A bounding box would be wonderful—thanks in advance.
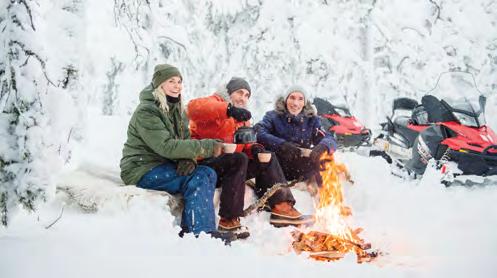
[292,153,378,263]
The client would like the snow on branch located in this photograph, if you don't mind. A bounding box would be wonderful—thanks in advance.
[9,40,55,86]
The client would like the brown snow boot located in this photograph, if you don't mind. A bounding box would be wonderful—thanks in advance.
[218,217,250,239]
[270,201,315,227]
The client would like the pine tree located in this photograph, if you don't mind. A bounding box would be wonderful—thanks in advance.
[0,0,82,226]
[0,0,50,225]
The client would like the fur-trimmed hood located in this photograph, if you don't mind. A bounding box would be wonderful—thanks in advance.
[213,84,231,103]
[255,95,337,153]
[274,95,316,117]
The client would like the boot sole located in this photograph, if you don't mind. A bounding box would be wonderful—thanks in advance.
[270,221,314,228]
[270,215,315,228]
[234,231,250,239]
[218,227,251,240]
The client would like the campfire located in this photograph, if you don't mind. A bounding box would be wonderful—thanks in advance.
[292,153,378,263]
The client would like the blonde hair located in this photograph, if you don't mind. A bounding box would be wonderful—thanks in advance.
[153,86,170,113]
[152,86,184,114]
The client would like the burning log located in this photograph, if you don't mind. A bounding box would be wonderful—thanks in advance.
[291,153,379,263]
[292,231,378,263]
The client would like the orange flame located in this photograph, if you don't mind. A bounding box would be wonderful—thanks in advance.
[293,152,375,262]
[313,152,355,244]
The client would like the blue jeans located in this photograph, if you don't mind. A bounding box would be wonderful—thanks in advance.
[137,162,217,235]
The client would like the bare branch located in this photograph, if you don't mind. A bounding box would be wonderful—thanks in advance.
[401,26,425,38]
[45,205,65,229]
[17,0,36,31]
[396,56,410,72]
[157,35,187,52]
[428,0,443,23]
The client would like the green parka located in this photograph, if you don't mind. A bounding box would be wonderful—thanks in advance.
[120,85,217,185]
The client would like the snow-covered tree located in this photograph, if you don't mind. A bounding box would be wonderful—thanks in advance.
[370,0,497,120]
[0,0,83,225]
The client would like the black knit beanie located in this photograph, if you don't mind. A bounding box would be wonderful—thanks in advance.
[226,77,251,97]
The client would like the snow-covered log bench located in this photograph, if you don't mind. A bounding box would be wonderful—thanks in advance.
[56,164,183,217]
[56,163,315,218]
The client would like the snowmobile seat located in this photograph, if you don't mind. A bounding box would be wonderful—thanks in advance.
[393,98,419,114]
[391,98,419,126]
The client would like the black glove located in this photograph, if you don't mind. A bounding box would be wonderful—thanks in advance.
[176,159,197,176]
[309,144,328,166]
[227,103,252,122]
[277,142,301,161]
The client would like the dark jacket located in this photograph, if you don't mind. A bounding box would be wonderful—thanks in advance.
[120,85,217,185]
[254,96,337,152]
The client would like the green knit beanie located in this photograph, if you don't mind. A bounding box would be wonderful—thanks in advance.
[152,64,183,89]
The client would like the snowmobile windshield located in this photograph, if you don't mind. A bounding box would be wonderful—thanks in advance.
[428,72,486,128]
[444,98,486,127]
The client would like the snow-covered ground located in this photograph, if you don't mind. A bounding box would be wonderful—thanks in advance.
[2,1,497,277]
[1,114,497,278]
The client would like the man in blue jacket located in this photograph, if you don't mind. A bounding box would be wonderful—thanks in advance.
[255,85,337,187]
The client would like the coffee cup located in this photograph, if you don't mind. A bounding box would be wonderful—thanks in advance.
[299,148,312,157]
[257,152,272,163]
[223,143,237,153]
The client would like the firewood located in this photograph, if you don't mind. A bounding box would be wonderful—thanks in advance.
[242,178,302,217]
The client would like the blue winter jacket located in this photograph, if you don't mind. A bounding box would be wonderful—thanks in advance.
[255,96,337,152]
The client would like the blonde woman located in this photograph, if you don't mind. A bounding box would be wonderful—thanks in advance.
[120,64,226,238]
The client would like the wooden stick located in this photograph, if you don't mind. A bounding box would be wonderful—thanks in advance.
[242,178,302,217]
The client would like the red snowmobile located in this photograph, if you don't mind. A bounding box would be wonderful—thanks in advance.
[313,97,371,149]
[373,72,497,185]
